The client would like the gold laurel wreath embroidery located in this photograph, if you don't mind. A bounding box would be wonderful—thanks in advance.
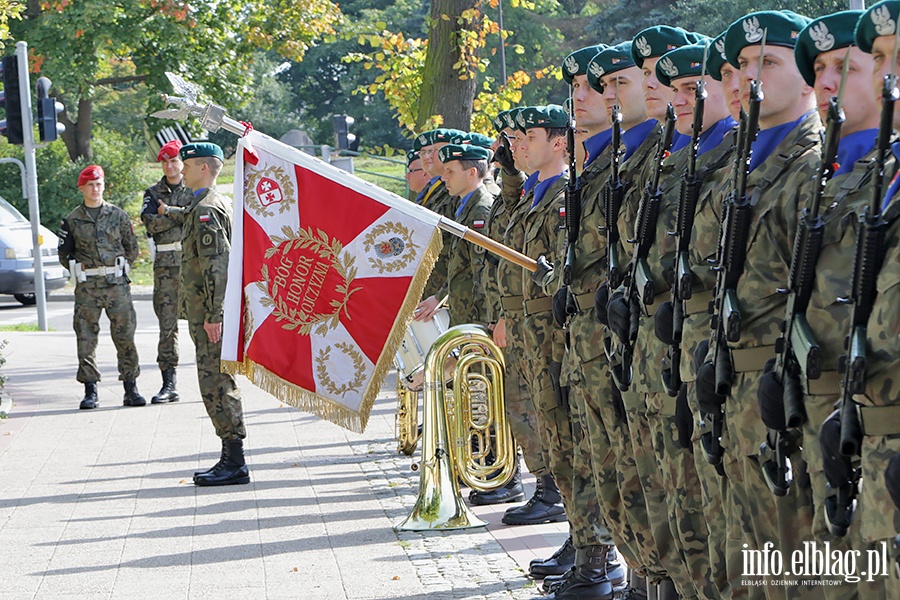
[363,221,419,274]
[315,342,367,397]
[256,226,362,336]
[242,291,255,349]
[243,164,296,218]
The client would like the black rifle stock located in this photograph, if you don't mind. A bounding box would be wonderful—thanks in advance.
[563,119,581,287]
[605,106,625,289]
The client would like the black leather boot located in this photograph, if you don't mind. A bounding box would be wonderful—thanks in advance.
[502,473,566,525]
[529,535,575,578]
[606,547,626,588]
[122,380,146,406]
[151,368,179,404]
[194,438,250,486]
[652,578,679,600]
[542,545,613,600]
[468,462,524,505]
[79,382,98,410]
[621,573,649,600]
[194,439,227,477]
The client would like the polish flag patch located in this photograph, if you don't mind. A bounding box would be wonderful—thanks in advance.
[473,219,485,229]
[199,213,211,223]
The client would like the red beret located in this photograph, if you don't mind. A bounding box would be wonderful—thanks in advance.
[157,140,183,162]
[77,165,105,187]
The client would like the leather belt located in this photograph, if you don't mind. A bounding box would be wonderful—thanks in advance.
[642,292,670,317]
[83,265,118,277]
[804,371,841,396]
[523,296,553,316]
[684,290,713,316]
[500,295,524,313]
[858,404,900,436]
[156,241,182,252]
[572,292,595,312]
[730,345,776,373]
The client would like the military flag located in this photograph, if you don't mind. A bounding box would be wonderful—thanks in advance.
[222,132,443,433]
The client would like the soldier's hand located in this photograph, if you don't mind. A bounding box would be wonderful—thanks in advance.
[552,288,568,328]
[532,255,554,285]
[204,322,222,344]
[675,384,693,450]
[654,300,675,345]
[594,283,609,325]
[886,453,900,511]
[157,199,168,216]
[495,134,519,176]
[696,359,726,415]
[493,317,507,347]
[757,359,787,430]
[414,295,439,321]
[606,291,631,342]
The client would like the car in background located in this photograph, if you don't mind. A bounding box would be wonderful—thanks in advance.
[0,195,68,305]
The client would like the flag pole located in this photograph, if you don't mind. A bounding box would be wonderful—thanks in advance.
[151,73,539,273]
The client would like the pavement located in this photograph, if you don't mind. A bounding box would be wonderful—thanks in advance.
[0,293,567,599]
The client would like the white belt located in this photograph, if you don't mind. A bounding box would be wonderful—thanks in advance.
[156,241,182,252]
[83,265,118,277]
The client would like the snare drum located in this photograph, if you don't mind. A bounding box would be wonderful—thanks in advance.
[395,308,450,390]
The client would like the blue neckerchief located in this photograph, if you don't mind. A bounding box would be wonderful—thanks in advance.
[524,171,540,195]
[584,130,613,168]
[622,120,657,162]
[414,188,427,204]
[455,190,475,219]
[749,111,813,173]
[671,131,690,153]
[531,172,564,210]
[698,116,738,157]
[882,141,900,211]
[193,188,208,197]
[834,128,878,178]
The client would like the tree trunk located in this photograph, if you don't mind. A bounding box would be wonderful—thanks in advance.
[59,95,92,162]
[416,0,480,131]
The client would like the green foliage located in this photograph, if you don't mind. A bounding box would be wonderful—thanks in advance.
[0,0,23,50]
[671,0,848,37]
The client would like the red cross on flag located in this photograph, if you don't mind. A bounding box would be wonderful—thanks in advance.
[222,132,443,432]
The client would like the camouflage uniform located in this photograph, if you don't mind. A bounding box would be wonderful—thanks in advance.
[60,201,140,384]
[446,185,493,326]
[141,177,193,371]
[180,186,245,441]
[422,180,455,300]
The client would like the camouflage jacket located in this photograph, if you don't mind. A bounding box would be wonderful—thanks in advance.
[422,181,455,299]
[179,186,233,324]
[447,185,493,326]
[615,124,663,271]
[140,176,193,267]
[60,201,139,288]
[479,170,526,323]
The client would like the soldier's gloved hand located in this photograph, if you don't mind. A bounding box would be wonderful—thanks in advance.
[675,384,693,450]
[594,283,610,325]
[552,288,568,328]
[886,453,900,511]
[654,300,675,345]
[820,409,852,487]
[696,359,726,415]
[757,358,787,430]
[607,291,631,342]
[693,339,710,375]
[495,134,520,176]
[57,219,75,256]
[533,255,554,285]
[611,384,627,423]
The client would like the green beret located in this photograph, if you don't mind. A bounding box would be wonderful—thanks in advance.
[467,132,495,149]
[656,43,711,88]
[587,42,636,92]
[563,45,607,83]
[180,142,224,162]
[492,110,510,132]
[406,149,419,166]
[413,128,465,151]
[708,31,730,82]
[856,1,900,54]
[795,11,865,86]
[438,143,492,163]
[724,11,812,67]
[503,107,523,131]
[631,26,705,68]
[516,105,568,130]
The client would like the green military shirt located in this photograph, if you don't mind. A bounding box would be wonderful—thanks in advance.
[422,180,455,299]
[447,184,493,326]
[479,170,526,323]
[60,201,139,288]
[180,186,232,324]
[140,177,193,268]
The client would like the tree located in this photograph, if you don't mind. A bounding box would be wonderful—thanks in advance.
[671,0,847,37]
[0,0,24,49]
[10,0,341,162]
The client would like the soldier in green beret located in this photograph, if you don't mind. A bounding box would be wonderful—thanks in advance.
[178,142,249,487]
[404,150,429,196]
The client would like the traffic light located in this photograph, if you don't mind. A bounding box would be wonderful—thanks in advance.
[35,77,65,142]
[332,114,359,153]
[0,55,24,145]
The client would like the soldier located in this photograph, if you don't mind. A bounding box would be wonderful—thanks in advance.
[141,140,192,405]
[449,131,502,196]
[58,165,145,410]
[178,142,248,487]
[695,11,824,600]
[404,150,430,197]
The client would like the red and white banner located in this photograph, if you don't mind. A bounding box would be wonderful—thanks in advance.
[222,132,442,433]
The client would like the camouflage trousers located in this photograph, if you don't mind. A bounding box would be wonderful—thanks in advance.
[74,283,140,383]
[503,345,548,477]
[188,321,245,441]
[622,390,698,599]
[858,434,900,600]
[153,264,180,370]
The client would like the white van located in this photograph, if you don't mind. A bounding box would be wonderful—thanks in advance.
[0,195,68,305]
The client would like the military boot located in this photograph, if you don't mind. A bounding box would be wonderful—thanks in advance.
[502,473,566,525]
[542,545,613,600]
[193,438,250,486]
[122,380,146,406]
[529,535,575,578]
[606,547,627,588]
[194,439,227,477]
[151,368,180,404]
[652,578,679,600]
[79,382,99,410]
[468,462,524,505]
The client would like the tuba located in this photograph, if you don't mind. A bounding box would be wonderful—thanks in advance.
[395,324,516,531]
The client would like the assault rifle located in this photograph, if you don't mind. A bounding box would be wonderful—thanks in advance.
[563,101,581,298]
[605,101,626,289]
[702,31,766,465]
[663,47,709,398]
[760,51,850,497]
[612,104,676,391]
[825,43,900,537]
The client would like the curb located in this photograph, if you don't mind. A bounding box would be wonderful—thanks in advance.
[49,285,153,302]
